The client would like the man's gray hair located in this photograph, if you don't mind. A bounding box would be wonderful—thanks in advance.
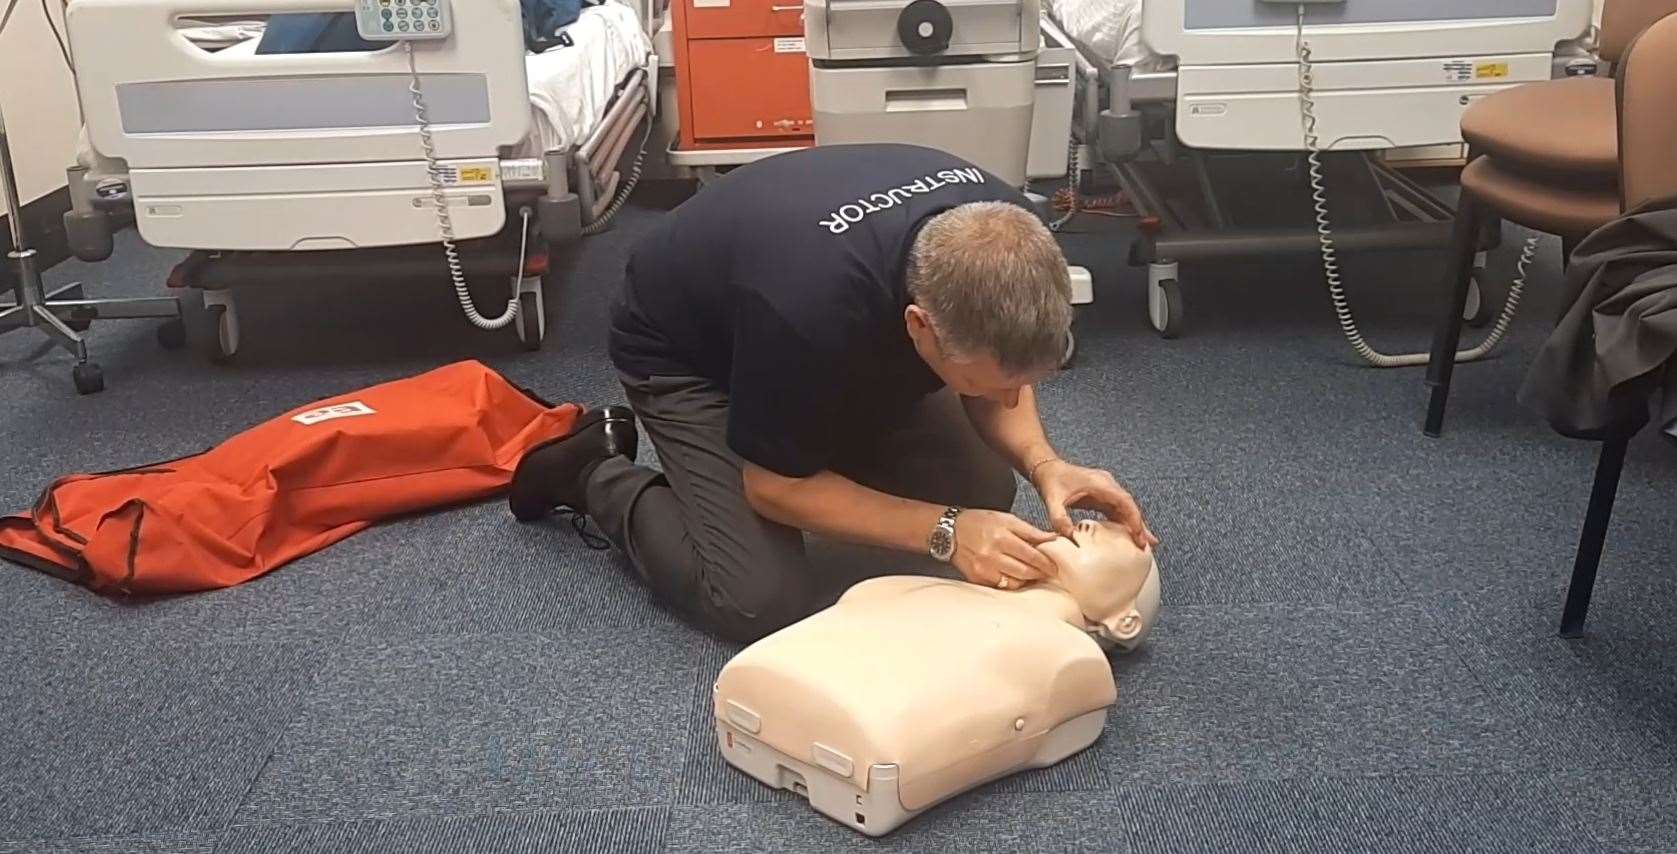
[905,201,1073,374]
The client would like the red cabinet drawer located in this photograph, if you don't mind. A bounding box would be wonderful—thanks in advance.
[686,37,814,141]
[680,0,805,40]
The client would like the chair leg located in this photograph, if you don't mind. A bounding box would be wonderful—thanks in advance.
[1559,436,1631,639]
[1423,196,1484,438]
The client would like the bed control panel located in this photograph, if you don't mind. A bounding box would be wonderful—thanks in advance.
[355,0,454,41]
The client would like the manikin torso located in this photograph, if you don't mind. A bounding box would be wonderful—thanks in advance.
[712,520,1162,835]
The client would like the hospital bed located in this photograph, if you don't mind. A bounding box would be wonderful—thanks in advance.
[61,0,660,358]
[1040,0,1597,339]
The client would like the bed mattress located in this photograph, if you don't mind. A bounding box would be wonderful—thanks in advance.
[1042,0,1170,72]
[522,2,654,157]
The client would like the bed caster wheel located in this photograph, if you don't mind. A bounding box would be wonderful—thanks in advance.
[156,318,187,351]
[210,306,240,363]
[514,277,545,351]
[1463,268,1492,328]
[1149,277,1184,339]
[201,292,240,363]
[72,362,105,395]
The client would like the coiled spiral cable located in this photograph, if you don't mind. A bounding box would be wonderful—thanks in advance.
[1049,134,1081,232]
[1294,5,1537,368]
[407,41,521,331]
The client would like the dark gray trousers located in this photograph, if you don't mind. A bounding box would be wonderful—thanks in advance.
[584,373,1017,643]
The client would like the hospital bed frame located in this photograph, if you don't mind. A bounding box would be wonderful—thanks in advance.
[61,0,660,358]
[1048,1,1596,338]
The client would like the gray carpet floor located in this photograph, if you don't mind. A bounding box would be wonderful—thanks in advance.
[2,182,1674,853]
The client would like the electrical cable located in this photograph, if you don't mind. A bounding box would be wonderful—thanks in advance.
[0,0,23,37]
[1294,4,1537,369]
[41,0,72,72]
[405,40,520,331]
[1048,135,1080,232]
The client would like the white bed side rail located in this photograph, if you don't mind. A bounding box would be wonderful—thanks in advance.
[1142,0,1594,66]
[68,0,533,170]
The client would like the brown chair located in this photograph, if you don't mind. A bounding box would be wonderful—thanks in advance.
[1557,10,1677,638]
[1421,0,1677,438]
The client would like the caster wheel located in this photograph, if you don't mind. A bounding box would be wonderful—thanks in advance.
[514,286,545,351]
[206,304,240,364]
[1150,278,1185,339]
[59,285,91,332]
[73,363,105,395]
[157,318,187,350]
[1463,269,1492,328]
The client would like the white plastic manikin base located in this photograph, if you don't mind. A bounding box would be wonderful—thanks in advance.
[715,705,1107,836]
[712,575,1121,837]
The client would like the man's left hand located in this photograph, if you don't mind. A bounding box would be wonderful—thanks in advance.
[1032,459,1159,549]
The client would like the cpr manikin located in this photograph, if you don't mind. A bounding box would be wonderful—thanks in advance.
[713,521,1161,836]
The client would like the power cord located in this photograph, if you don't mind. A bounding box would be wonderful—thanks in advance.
[2,0,71,70]
[1049,135,1081,232]
[41,0,71,71]
[1294,4,1537,368]
[405,40,521,331]
[0,0,22,37]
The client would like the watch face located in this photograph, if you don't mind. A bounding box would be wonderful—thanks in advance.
[930,526,954,561]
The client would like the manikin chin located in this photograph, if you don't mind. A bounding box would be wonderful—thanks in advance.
[1013,518,1163,649]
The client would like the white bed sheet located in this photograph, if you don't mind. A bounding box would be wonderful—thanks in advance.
[521,2,654,158]
[1043,0,1170,72]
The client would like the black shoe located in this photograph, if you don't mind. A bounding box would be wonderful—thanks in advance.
[508,405,638,522]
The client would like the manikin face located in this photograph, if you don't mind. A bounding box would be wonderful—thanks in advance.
[904,306,1049,408]
[1036,520,1162,650]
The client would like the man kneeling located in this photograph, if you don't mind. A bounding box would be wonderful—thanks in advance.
[510,144,1156,643]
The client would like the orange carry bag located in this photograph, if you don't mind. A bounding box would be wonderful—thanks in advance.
[0,361,580,595]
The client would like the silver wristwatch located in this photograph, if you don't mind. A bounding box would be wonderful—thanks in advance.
[929,507,962,562]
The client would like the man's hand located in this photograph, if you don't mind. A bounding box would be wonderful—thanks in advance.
[951,510,1059,589]
[1033,459,1159,549]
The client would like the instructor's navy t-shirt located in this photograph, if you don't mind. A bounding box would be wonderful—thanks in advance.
[609,144,1033,478]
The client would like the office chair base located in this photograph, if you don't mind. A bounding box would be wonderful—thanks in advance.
[4,249,182,394]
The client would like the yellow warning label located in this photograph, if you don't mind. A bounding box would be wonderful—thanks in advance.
[1475,62,1510,79]
[458,166,493,184]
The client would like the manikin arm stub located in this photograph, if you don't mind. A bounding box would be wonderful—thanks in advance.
[1032,520,1162,650]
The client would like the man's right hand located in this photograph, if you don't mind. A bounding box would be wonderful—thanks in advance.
[951,510,1059,589]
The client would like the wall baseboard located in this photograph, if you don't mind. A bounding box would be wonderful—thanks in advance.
[0,186,73,291]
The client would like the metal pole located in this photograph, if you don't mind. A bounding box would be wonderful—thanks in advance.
[0,96,30,252]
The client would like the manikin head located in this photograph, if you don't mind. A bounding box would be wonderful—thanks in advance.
[1035,520,1162,650]
[903,202,1073,408]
